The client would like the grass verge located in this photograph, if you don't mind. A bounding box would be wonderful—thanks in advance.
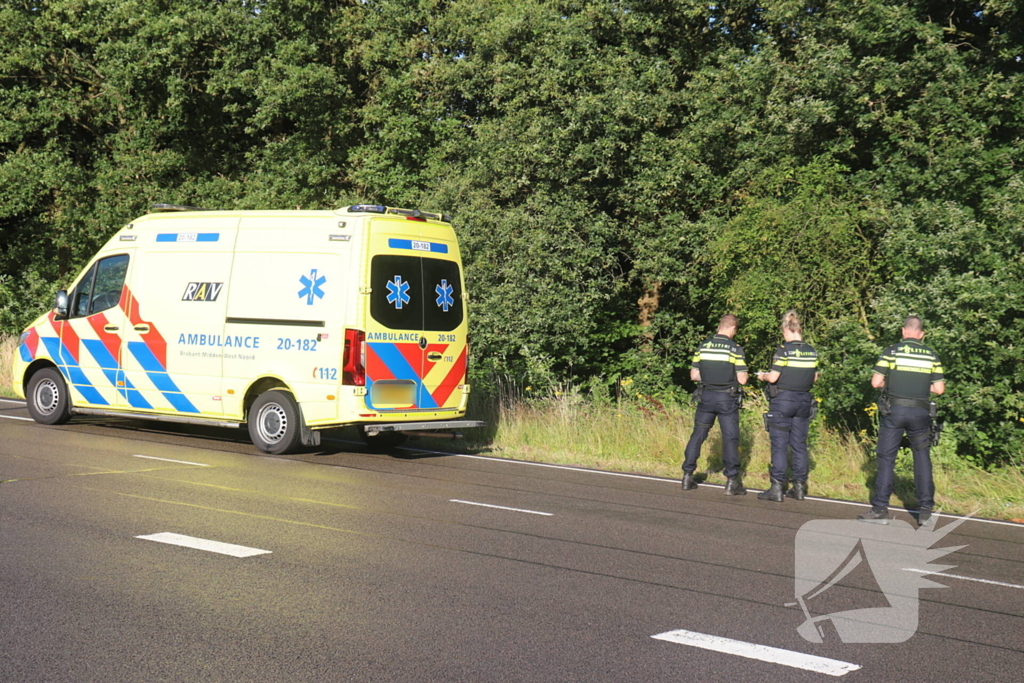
[0,334,18,399]
[450,389,1024,523]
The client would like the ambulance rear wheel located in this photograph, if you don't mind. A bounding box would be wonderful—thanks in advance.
[248,390,302,455]
[26,367,72,425]
[358,426,407,452]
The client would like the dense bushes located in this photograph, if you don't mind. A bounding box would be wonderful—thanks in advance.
[1,0,1021,464]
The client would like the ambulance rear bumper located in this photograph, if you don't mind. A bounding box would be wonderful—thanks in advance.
[361,420,486,436]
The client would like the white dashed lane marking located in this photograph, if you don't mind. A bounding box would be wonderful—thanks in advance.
[903,567,1024,590]
[132,454,211,467]
[135,532,271,558]
[450,499,553,516]
[652,629,861,677]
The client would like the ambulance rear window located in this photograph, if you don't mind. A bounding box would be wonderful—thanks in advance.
[370,255,463,332]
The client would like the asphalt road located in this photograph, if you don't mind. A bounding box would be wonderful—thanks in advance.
[1,398,1022,682]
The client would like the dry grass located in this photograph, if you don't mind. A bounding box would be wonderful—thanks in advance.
[0,334,19,399]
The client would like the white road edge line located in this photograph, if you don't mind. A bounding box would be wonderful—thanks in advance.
[396,448,1021,530]
[452,452,675,483]
[133,454,211,467]
[652,629,861,677]
[135,532,271,558]
[450,499,553,516]
[903,567,1024,590]
[0,414,33,421]
[0,399,26,404]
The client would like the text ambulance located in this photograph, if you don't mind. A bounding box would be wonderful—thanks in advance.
[14,204,481,454]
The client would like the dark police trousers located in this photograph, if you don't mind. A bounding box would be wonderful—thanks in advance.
[683,391,740,478]
[766,390,813,483]
[872,405,934,511]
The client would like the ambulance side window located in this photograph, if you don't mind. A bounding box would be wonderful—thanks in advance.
[70,266,97,318]
[68,254,129,318]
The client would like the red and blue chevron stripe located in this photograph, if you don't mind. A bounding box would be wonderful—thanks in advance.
[120,285,198,413]
[20,287,197,413]
[365,342,467,410]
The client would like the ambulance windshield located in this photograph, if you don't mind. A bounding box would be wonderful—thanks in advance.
[370,255,463,331]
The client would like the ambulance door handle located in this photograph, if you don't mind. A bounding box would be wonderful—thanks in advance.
[104,324,120,332]
[134,324,150,333]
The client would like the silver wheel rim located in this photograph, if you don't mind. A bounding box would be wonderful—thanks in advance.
[256,402,288,444]
[34,378,60,416]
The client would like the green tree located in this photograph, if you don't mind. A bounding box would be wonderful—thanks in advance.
[2,0,1022,464]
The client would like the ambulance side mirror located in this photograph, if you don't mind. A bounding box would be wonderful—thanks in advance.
[55,290,68,317]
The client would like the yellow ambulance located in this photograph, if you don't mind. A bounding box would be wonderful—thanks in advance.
[13,204,481,454]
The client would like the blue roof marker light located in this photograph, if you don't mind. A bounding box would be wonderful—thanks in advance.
[347,204,387,214]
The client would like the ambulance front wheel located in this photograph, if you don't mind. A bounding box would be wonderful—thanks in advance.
[26,367,72,425]
[248,390,303,455]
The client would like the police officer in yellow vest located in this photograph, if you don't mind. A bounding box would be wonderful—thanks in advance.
[755,310,819,502]
[858,316,945,527]
[681,314,749,495]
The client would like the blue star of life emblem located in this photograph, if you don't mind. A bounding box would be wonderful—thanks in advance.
[298,269,326,305]
[435,279,454,312]
[386,275,411,309]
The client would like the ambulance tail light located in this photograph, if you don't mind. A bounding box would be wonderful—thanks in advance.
[343,328,366,386]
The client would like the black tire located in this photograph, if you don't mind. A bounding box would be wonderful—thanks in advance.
[247,390,303,455]
[26,367,72,425]
[358,425,408,452]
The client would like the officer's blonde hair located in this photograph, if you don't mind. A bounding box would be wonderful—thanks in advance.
[782,310,802,334]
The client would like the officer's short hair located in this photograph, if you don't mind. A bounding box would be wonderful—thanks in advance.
[719,314,739,331]
[903,316,924,332]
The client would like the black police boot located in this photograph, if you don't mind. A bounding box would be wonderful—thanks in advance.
[681,473,698,491]
[786,480,807,501]
[758,478,785,502]
[917,508,935,528]
[857,508,890,524]
[723,475,747,496]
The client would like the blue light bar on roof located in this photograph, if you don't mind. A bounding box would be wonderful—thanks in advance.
[347,204,452,223]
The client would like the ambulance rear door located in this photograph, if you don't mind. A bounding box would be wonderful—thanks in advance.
[363,219,467,414]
